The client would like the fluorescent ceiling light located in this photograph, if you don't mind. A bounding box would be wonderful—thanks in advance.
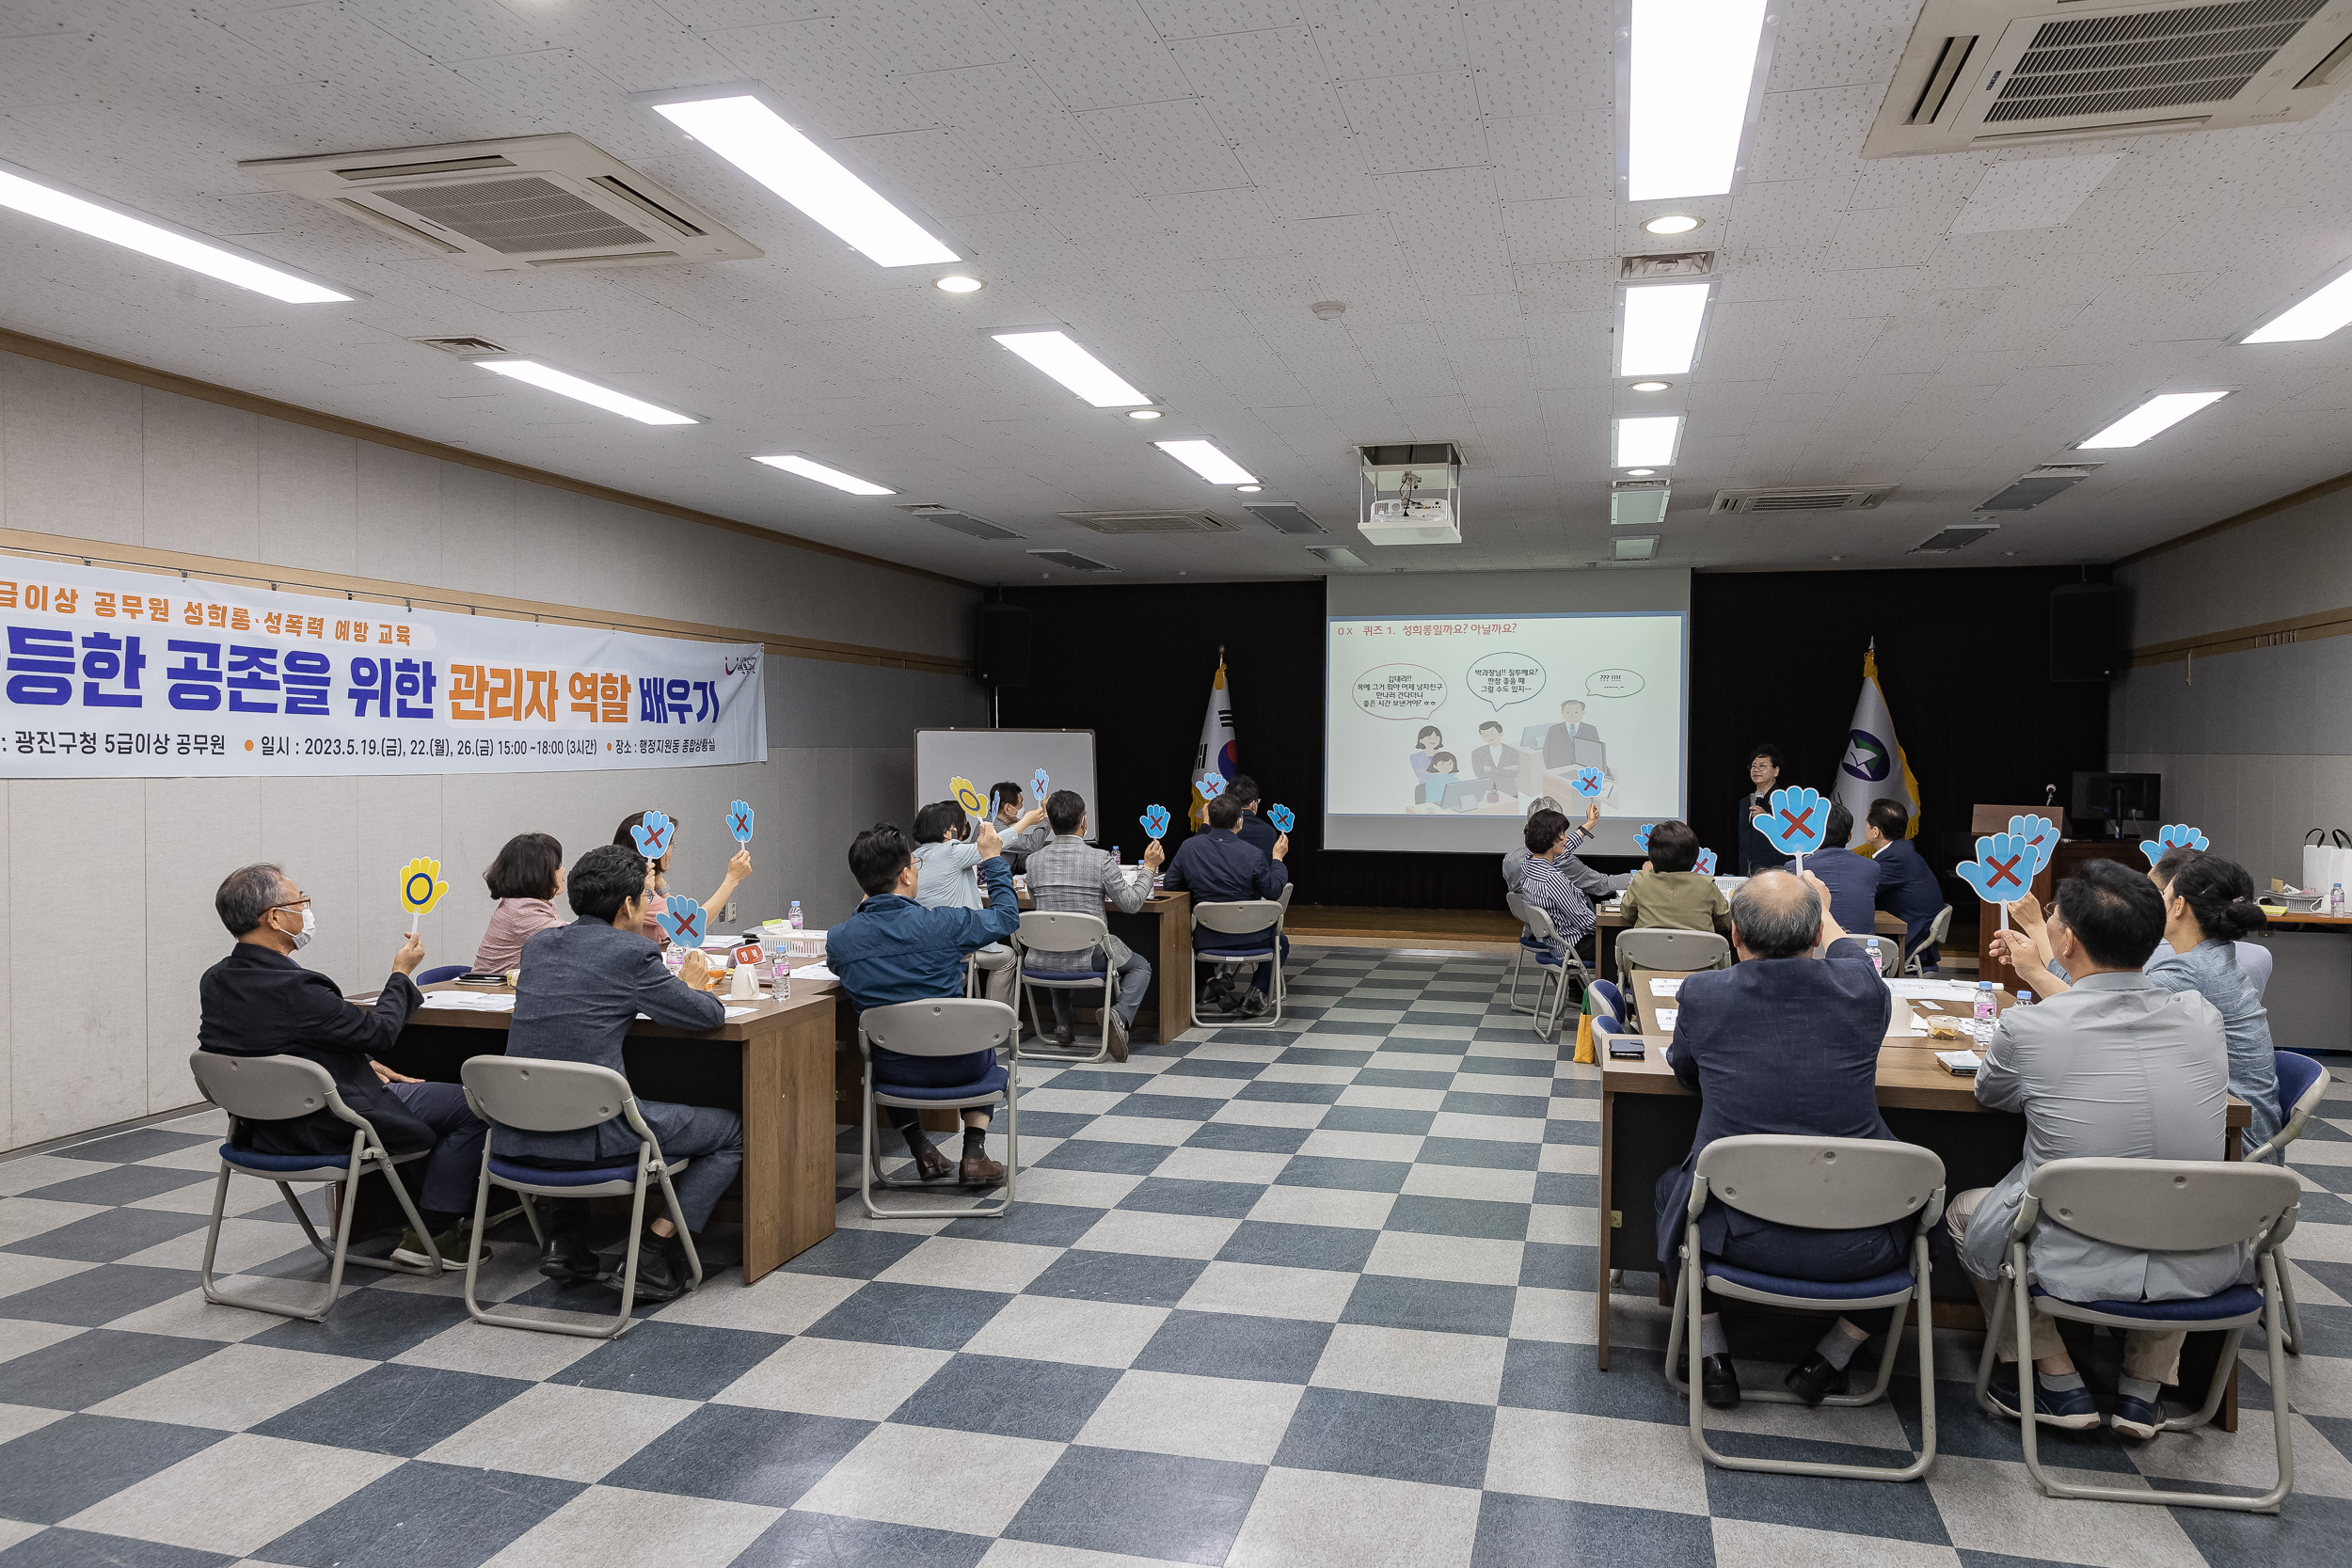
[1643,214,1703,235]
[1630,381,1672,392]
[934,275,983,293]
[652,93,956,267]
[1614,415,1683,467]
[1154,438,1258,485]
[0,161,347,304]
[475,359,697,425]
[1627,0,1770,201]
[1125,408,1163,420]
[1615,536,1660,561]
[2076,391,2229,449]
[993,329,1152,407]
[752,454,893,495]
[2244,264,2352,342]
[1620,282,1710,376]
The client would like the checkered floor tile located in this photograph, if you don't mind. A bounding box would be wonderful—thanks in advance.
[5,948,2351,1567]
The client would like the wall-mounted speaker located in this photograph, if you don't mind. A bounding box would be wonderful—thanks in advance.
[2049,583,2120,683]
[974,603,1032,689]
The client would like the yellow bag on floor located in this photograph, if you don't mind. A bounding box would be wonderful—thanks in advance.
[1571,990,1596,1065]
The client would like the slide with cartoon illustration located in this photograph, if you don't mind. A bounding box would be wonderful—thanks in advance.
[1324,604,1687,855]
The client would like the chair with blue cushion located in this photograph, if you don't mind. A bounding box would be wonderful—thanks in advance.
[2248,1050,2332,1354]
[1518,905,1588,1043]
[1664,1134,1946,1482]
[1014,910,1116,1063]
[1504,892,1541,1015]
[415,964,470,986]
[185,1051,449,1323]
[1899,907,1952,977]
[1971,1157,2300,1512]
[858,997,1021,1220]
[1190,897,1288,1028]
[457,1056,701,1341]
[1588,979,1625,1027]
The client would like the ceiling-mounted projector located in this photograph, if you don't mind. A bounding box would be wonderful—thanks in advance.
[1359,443,1463,546]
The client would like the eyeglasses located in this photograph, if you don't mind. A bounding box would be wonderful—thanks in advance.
[271,895,312,911]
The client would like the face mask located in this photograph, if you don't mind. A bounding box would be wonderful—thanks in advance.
[281,905,314,951]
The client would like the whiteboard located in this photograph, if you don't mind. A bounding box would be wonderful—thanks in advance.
[914,729,1099,841]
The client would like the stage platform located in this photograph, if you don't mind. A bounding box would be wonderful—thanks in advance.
[1284,905,1520,953]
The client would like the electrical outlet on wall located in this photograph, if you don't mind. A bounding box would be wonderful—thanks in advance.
[723,900,737,925]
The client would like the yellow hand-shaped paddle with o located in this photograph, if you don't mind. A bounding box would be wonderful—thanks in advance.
[399,856,449,933]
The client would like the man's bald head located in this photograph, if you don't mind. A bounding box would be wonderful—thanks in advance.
[1729,869,1821,959]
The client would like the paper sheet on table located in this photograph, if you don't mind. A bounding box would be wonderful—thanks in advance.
[1885,978,1981,1003]
[1654,1006,1677,1032]
[787,964,837,983]
[724,1006,759,1019]
[424,992,514,1011]
[1646,977,1683,998]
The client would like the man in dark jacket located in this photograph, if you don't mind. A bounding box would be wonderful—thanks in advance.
[830,816,1022,1186]
[1655,869,1911,1410]
[1225,775,1282,860]
[1864,798,1945,970]
[198,863,485,1266]
[501,843,736,1300]
[1164,793,1290,1017]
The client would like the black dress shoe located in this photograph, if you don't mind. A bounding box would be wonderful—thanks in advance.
[539,1233,603,1285]
[1784,1351,1849,1407]
[1701,1352,1742,1409]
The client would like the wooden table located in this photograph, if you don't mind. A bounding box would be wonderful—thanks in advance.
[376,978,841,1285]
[1597,974,2251,1426]
[1588,907,1904,981]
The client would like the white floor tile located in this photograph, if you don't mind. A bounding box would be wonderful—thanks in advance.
[421,1383,697,1482]
[1227,1466,1480,1568]
[1180,1260,1357,1323]
[483,1484,779,1568]
[62,1433,400,1556]
[89,1343,372,1431]
[1484,1406,1710,1514]
[1075,1368,1303,1465]
[713,1337,952,1420]
[959,1295,1168,1369]
[1311,1323,1506,1404]
[797,1421,1062,1537]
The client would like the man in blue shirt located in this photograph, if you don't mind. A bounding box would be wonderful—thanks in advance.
[1165,793,1291,1017]
[1864,798,1946,971]
[830,817,1021,1186]
[1804,800,1883,948]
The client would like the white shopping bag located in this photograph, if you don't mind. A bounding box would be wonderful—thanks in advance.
[2301,830,2351,896]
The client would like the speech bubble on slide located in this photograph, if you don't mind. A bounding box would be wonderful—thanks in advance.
[1351,663,1446,720]
[1464,652,1545,712]
[1585,669,1645,698]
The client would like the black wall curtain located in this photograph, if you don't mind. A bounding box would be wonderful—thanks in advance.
[1686,566,2114,886]
[997,565,2113,912]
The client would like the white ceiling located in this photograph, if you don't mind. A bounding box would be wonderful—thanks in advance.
[4,0,2352,584]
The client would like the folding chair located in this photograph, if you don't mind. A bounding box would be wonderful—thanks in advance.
[1900,907,1952,976]
[458,1057,701,1341]
[185,1051,448,1323]
[1014,910,1116,1063]
[1664,1134,1946,1482]
[1504,892,1539,1015]
[1616,927,1730,990]
[1519,906,1588,1042]
[1588,978,1625,1027]
[1190,898,1287,1029]
[1972,1157,2300,1512]
[859,997,1021,1220]
[2249,1051,2333,1354]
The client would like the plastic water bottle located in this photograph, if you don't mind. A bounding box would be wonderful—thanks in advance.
[1974,981,1996,1024]
[788,900,803,930]
[1866,937,1884,975]
[2015,989,2033,1008]
[1113,846,1122,864]
[773,949,791,1000]
[2334,883,2344,917]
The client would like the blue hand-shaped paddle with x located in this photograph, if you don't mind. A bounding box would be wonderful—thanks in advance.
[1757,786,1828,870]
[1140,805,1172,840]
[2139,823,2208,867]
[655,895,707,948]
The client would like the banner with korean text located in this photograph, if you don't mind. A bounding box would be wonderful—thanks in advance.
[0,559,766,777]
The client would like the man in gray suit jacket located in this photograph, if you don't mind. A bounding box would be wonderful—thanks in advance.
[1965,859,2241,1440]
[500,843,738,1301]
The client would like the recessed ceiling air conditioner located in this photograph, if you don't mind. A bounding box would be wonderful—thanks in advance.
[1710,484,1898,514]
[240,135,762,271]
[1865,0,2352,156]
[901,503,1024,542]
[1244,502,1326,535]
[1978,462,2104,511]
[1912,523,2000,552]
[1027,549,1120,573]
[1057,510,1238,534]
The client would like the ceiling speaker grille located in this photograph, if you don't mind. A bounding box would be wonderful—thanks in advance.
[1988,0,2328,120]
[379,177,653,254]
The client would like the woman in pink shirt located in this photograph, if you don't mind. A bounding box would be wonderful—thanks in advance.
[472,832,567,974]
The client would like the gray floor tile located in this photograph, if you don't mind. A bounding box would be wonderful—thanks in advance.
[803,1282,1013,1352]
[891,1353,1121,1442]
[252,1363,532,1458]
[1001,1445,1263,1563]
[0,1329,220,1412]
[0,1266,202,1329]
[1270,1385,1495,1490]
[1135,1309,1333,1385]
[733,1511,990,1568]
[2,1212,212,1265]
[0,1528,233,1567]
[602,1404,873,1509]
[253,1460,579,1568]
[0,1415,224,1525]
